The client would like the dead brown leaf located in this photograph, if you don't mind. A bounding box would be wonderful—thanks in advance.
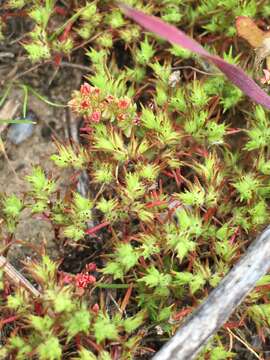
[0,98,20,133]
[236,16,264,48]
[236,16,270,70]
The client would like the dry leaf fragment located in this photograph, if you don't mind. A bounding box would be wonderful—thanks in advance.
[256,37,270,69]
[236,16,270,70]
[236,16,264,48]
[0,98,20,133]
[0,255,41,298]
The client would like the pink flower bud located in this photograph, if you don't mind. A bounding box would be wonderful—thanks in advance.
[87,275,96,284]
[133,116,141,125]
[80,82,92,95]
[62,274,73,284]
[59,271,73,285]
[75,274,86,288]
[91,110,101,122]
[118,98,130,110]
[75,274,88,289]
[80,126,93,134]
[85,263,97,272]
[92,303,99,313]
[75,273,96,289]
[117,113,126,121]
[106,95,115,103]
[93,88,101,96]
[80,99,90,110]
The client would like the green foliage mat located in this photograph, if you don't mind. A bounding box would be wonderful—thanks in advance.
[1,1,270,359]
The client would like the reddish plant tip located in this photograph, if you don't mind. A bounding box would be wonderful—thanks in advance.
[62,273,73,284]
[85,221,110,235]
[92,303,100,313]
[54,54,62,66]
[117,113,126,121]
[80,82,93,95]
[54,6,68,16]
[75,273,96,289]
[118,98,130,110]
[80,99,91,110]
[133,116,141,125]
[106,95,115,103]
[85,262,97,272]
[90,110,101,123]
[93,88,101,96]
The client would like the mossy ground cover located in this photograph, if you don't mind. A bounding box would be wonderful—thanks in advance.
[1,1,270,359]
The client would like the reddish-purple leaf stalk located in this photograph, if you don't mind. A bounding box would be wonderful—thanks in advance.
[85,221,110,235]
[118,3,270,110]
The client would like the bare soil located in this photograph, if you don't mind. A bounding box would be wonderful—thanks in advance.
[0,62,85,268]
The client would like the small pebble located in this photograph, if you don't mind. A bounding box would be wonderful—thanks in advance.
[7,110,37,145]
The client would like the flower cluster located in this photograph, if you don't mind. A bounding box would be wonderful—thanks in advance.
[75,273,96,289]
[69,82,102,122]
[69,82,135,125]
[59,262,97,289]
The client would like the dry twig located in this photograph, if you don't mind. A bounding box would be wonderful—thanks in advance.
[0,255,41,298]
[153,226,270,360]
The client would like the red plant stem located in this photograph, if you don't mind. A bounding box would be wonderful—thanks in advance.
[34,302,43,315]
[223,321,244,329]
[53,20,74,66]
[0,315,19,326]
[59,21,73,42]
[2,11,27,21]
[255,284,270,291]
[121,284,133,312]
[173,307,193,321]
[75,335,81,348]
[145,200,167,208]
[83,337,102,352]
[162,170,175,178]
[172,170,181,187]
[229,226,240,244]
[112,347,121,360]
[187,251,196,272]
[139,257,148,269]
[159,179,163,194]
[203,207,216,222]
[258,327,266,343]
[54,6,68,16]
[85,221,110,235]
[227,128,243,134]
[80,127,93,133]
[54,54,62,66]
[175,168,182,184]
[151,189,158,199]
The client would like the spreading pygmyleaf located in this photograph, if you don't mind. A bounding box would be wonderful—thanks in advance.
[37,336,62,360]
[66,309,91,340]
[94,315,119,343]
